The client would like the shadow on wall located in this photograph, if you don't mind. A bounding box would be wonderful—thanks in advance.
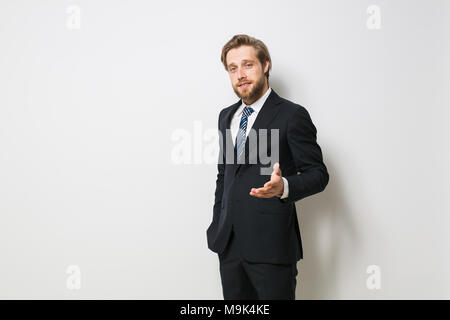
[294,159,359,299]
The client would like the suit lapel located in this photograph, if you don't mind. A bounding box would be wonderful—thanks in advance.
[244,89,283,161]
[219,100,241,167]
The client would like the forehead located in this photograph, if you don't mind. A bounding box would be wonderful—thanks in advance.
[226,45,257,66]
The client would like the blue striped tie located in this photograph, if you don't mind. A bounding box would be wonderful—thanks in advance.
[235,106,254,162]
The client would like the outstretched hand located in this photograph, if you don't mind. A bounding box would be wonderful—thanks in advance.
[249,162,284,198]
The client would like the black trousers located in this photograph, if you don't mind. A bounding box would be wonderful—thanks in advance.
[218,227,298,300]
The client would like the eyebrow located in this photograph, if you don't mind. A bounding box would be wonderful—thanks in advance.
[227,59,256,68]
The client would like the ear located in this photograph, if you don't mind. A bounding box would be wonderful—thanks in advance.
[263,60,269,74]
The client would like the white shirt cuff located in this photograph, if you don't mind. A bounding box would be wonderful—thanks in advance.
[280,177,289,199]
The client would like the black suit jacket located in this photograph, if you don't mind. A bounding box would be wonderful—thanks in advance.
[206,89,329,264]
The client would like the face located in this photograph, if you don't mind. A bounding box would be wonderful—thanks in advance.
[226,45,269,105]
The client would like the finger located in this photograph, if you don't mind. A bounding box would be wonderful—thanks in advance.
[252,190,275,198]
[251,187,268,193]
[251,187,272,196]
[250,188,268,197]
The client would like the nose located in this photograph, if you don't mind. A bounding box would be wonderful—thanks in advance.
[237,66,247,80]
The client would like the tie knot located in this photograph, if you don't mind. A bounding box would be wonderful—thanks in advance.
[243,106,254,117]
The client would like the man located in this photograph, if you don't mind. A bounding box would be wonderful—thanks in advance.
[206,34,329,300]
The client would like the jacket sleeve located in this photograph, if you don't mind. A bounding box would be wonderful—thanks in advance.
[280,106,329,203]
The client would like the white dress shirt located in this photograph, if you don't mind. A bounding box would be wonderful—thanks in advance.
[230,87,289,199]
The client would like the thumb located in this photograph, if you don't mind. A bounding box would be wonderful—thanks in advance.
[272,162,281,177]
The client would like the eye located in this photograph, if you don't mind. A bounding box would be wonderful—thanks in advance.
[246,63,252,67]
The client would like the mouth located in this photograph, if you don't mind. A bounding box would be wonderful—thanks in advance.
[238,82,251,89]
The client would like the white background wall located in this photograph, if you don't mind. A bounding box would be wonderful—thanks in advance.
[0,0,448,299]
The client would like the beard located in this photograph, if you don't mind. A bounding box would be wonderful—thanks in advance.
[232,73,266,104]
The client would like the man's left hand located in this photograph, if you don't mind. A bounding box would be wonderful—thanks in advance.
[249,162,284,198]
